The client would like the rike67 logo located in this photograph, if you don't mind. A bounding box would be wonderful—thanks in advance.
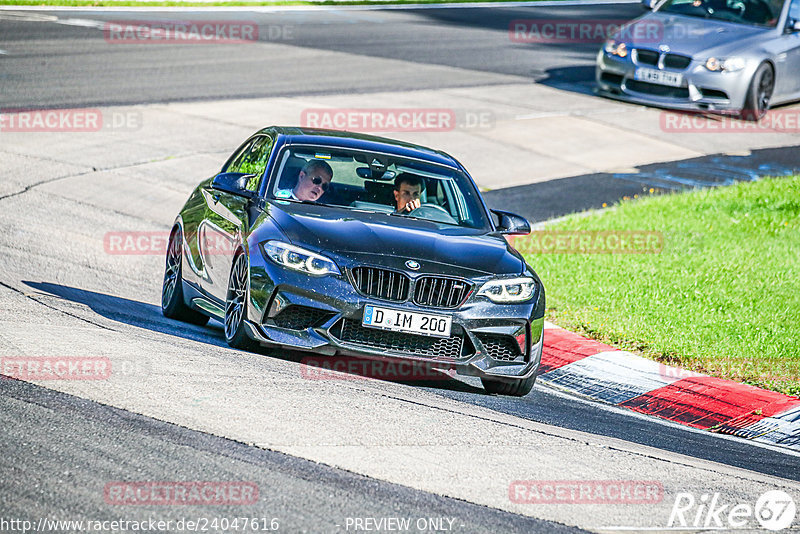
[669,490,796,531]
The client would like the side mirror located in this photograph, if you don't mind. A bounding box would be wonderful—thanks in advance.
[211,172,257,199]
[791,19,800,32]
[491,209,531,235]
[641,0,656,9]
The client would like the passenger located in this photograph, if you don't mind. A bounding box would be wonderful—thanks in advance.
[276,159,333,202]
[393,173,424,213]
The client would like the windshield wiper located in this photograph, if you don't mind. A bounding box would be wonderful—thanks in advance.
[271,198,360,212]
[389,212,463,227]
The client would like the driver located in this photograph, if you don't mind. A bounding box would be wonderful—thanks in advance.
[276,159,333,202]
[393,173,424,213]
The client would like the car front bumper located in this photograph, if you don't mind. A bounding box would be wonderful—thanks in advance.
[596,49,752,113]
[244,251,544,383]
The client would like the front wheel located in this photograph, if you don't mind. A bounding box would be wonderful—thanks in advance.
[481,375,536,397]
[740,63,774,121]
[162,228,209,326]
[224,252,259,351]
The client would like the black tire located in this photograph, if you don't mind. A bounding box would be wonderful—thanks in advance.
[224,252,259,351]
[481,375,536,397]
[162,227,209,326]
[741,63,774,122]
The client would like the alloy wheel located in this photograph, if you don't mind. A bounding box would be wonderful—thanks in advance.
[162,231,181,309]
[225,254,248,341]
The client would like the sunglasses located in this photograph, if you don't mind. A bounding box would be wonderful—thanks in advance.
[309,176,331,191]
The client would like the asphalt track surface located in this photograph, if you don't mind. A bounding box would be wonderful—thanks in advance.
[0,377,582,533]
[2,4,800,533]
[0,4,633,108]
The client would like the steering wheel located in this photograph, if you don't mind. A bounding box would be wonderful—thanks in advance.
[407,203,458,224]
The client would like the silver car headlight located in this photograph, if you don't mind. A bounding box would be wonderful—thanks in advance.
[704,57,745,72]
[604,40,628,58]
[477,277,536,303]
[261,241,341,276]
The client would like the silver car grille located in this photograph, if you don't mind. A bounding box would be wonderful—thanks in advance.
[633,48,692,71]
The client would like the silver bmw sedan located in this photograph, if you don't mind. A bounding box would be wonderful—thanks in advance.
[596,0,800,119]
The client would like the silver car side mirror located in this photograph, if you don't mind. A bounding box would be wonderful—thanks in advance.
[793,20,800,32]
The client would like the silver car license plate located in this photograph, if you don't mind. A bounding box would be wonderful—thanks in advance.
[634,68,683,87]
[362,305,452,338]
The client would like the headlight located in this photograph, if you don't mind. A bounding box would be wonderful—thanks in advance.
[261,241,340,276]
[604,40,628,58]
[705,57,745,72]
[477,277,536,303]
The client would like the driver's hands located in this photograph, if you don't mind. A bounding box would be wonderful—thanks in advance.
[402,199,422,212]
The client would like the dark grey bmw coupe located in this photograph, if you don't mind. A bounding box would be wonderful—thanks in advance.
[162,127,545,396]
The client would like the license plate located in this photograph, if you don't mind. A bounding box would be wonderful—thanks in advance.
[634,68,683,87]
[362,305,452,338]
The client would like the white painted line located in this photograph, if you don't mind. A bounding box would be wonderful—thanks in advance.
[0,49,7,55]
[55,17,106,28]
[0,0,640,12]
[0,12,58,20]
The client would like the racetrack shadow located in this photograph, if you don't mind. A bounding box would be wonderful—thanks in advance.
[21,281,485,395]
[535,65,598,96]
[23,280,229,347]
[483,144,800,223]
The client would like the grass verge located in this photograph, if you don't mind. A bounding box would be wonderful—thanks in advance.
[515,175,800,396]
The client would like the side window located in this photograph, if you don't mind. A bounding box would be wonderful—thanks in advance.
[226,135,274,191]
[790,0,800,20]
[227,138,256,174]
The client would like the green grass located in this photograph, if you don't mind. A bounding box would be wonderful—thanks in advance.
[516,175,800,396]
[0,0,555,6]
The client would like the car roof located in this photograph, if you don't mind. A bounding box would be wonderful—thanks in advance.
[259,126,460,169]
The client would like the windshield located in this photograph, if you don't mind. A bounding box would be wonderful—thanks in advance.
[266,145,491,230]
[657,0,785,27]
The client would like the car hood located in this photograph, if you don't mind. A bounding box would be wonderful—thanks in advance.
[262,201,525,276]
[618,13,770,57]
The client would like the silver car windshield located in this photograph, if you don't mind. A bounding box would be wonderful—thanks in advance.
[658,0,786,27]
[267,145,492,230]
